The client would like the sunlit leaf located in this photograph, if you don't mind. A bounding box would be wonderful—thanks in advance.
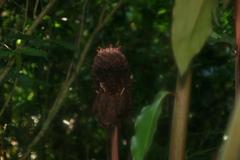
[131,91,169,160]
[172,0,216,75]
[54,21,61,28]
[27,91,34,101]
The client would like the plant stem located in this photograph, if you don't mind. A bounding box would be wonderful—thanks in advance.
[111,126,119,160]
[235,50,240,98]
[0,59,15,84]
[169,71,192,160]
[218,98,240,160]
[25,0,57,35]
[217,1,240,159]
[235,0,240,98]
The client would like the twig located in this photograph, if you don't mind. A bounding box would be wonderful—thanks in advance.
[0,59,15,85]
[23,0,29,29]
[75,0,123,74]
[187,147,217,159]
[0,0,5,8]
[0,79,17,117]
[20,1,123,159]
[0,0,58,84]
[33,0,40,19]
[75,0,88,49]
[98,6,107,25]
[25,0,58,35]
[169,71,192,160]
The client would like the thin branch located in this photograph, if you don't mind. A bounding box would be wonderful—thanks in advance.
[23,0,29,29]
[20,1,123,159]
[25,0,58,35]
[75,0,123,74]
[98,6,107,25]
[33,0,40,19]
[187,147,217,159]
[0,0,5,8]
[0,59,15,85]
[75,0,88,49]
[0,0,58,84]
[0,79,17,117]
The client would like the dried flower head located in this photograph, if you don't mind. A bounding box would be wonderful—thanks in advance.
[92,45,131,128]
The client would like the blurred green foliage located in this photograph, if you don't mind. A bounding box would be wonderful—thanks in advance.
[0,0,235,159]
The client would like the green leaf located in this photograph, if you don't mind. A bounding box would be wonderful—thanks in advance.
[18,75,33,88]
[51,40,77,51]
[172,0,216,75]
[16,47,48,57]
[131,91,169,160]
[0,50,14,57]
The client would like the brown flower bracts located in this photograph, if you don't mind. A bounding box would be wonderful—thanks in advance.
[92,46,131,128]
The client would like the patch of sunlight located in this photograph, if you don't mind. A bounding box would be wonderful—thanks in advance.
[54,21,61,28]
[27,91,34,101]
[19,69,28,75]
[223,134,228,141]
[30,152,37,160]
[63,118,76,132]
[63,119,70,126]
[31,115,41,126]
[61,17,68,21]
[16,39,22,46]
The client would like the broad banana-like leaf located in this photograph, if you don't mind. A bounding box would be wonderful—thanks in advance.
[172,0,216,75]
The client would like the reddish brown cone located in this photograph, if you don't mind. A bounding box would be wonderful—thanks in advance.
[92,46,131,128]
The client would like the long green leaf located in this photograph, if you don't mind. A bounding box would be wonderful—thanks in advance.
[16,47,48,57]
[172,0,216,75]
[0,50,14,57]
[131,91,169,160]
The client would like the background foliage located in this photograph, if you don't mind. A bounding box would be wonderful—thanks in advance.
[0,0,234,159]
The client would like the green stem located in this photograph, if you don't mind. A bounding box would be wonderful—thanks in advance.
[169,71,192,160]
[218,98,240,160]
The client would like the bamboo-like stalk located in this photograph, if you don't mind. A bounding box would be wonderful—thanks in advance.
[169,71,192,160]
[235,0,240,98]
[111,126,119,160]
[218,97,240,160]
[216,0,240,159]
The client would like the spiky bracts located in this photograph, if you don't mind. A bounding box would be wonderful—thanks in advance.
[92,46,131,128]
